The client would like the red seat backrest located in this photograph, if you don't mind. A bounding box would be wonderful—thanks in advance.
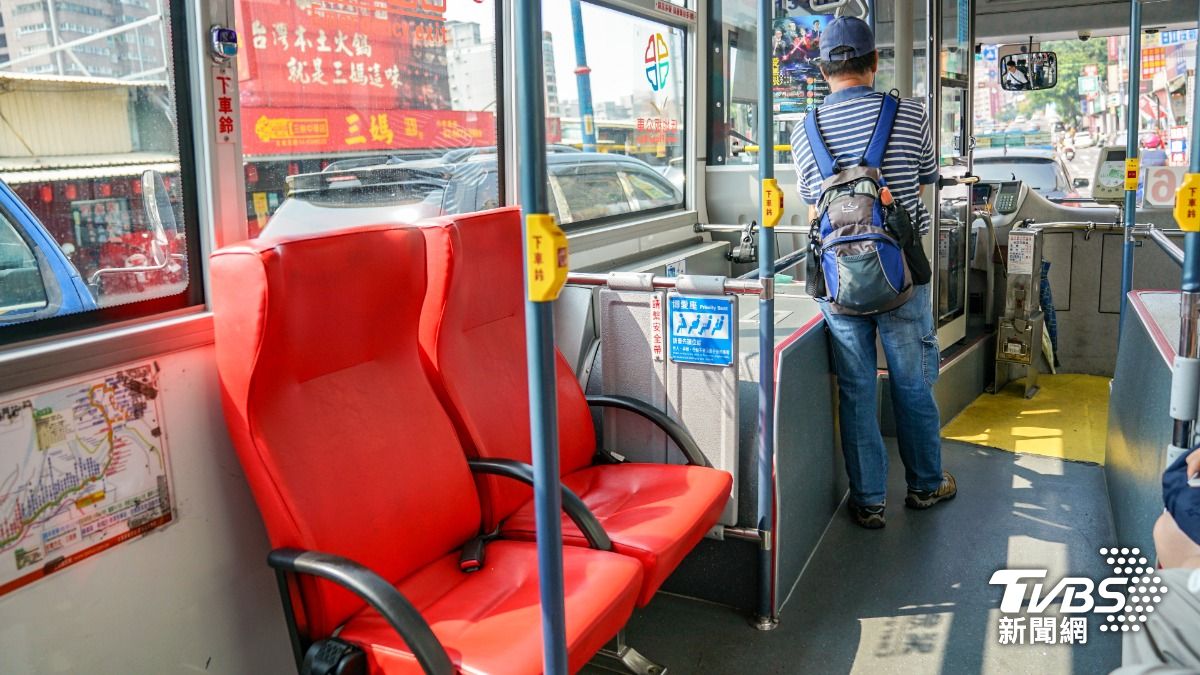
[211,225,482,638]
[420,208,596,529]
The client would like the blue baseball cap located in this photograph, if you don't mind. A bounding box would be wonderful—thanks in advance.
[819,17,876,62]
[1163,450,1200,546]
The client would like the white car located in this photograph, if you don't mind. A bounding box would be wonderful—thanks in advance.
[1074,131,1094,148]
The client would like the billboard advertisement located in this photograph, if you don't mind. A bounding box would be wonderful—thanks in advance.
[235,0,494,154]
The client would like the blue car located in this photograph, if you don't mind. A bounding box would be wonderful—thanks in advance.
[0,178,97,325]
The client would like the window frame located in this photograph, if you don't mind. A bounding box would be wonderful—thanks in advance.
[0,0,206,358]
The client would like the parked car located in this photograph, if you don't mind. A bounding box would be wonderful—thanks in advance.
[0,171,182,326]
[973,147,1090,203]
[0,177,97,324]
[262,150,683,238]
[1074,131,1094,148]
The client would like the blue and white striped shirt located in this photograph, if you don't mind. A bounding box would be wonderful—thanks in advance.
[790,86,938,233]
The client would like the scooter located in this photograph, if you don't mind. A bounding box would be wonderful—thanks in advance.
[1060,138,1075,162]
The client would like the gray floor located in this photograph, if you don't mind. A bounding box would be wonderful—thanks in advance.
[594,441,1123,675]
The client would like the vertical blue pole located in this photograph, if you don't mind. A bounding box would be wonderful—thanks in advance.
[515,0,568,672]
[1169,0,1200,454]
[755,0,777,627]
[570,0,597,151]
[1120,1,1141,336]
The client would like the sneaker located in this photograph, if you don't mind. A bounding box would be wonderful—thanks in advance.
[850,502,886,529]
[906,472,957,509]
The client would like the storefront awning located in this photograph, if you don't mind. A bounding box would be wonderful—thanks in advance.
[0,154,179,185]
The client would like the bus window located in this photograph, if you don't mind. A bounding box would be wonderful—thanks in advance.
[975,35,1132,186]
[237,0,502,237]
[542,2,687,225]
[0,1,198,344]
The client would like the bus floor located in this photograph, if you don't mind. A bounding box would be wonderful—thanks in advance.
[587,439,1121,675]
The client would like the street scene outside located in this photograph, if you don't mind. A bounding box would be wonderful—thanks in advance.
[976,31,1197,203]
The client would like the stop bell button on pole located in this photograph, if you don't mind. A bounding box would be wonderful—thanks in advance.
[762,178,783,228]
[526,213,569,302]
[1174,173,1200,232]
[1125,158,1140,192]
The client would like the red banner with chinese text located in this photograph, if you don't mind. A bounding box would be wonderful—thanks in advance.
[236,0,449,110]
[241,107,497,155]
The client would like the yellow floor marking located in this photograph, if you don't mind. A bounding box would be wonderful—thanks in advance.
[942,373,1111,464]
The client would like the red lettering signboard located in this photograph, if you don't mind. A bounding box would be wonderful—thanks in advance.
[241,107,496,154]
[237,0,449,110]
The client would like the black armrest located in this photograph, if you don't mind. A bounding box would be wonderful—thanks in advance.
[268,548,454,675]
[467,458,613,551]
[585,394,710,467]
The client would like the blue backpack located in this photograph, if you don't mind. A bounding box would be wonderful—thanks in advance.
[803,93,914,315]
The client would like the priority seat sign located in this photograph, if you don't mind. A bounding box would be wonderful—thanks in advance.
[669,295,734,366]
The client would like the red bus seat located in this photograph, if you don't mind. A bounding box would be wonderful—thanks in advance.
[211,225,641,673]
[419,209,733,607]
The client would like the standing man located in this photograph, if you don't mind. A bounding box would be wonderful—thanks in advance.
[791,16,956,529]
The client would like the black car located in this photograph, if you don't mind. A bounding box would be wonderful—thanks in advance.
[262,149,682,238]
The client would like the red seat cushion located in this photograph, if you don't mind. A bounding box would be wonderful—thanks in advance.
[500,464,732,606]
[338,542,642,674]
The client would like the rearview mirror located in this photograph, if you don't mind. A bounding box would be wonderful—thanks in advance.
[999,52,1058,91]
[141,170,177,266]
[1073,177,1090,189]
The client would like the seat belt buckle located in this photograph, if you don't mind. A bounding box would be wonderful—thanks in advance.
[459,536,486,573]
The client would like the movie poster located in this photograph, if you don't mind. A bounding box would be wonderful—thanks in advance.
[771,14,832,114]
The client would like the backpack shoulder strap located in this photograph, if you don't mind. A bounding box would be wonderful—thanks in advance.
[862,93,899,169]
[803,109,837,179]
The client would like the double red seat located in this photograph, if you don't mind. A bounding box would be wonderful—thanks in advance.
[211,225,640,673]
[418,208,733,606]
[211,210,732,673]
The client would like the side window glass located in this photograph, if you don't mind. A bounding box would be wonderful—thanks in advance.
[554,171,632,224]
[0,1,196,342]
[237,1,501,237]
[542,3,686,226]
[0,212,48,318]
[626,170,677,210]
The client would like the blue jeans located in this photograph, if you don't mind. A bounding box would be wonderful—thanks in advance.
[818,283,943,506]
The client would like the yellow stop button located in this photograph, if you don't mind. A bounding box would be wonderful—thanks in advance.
[1175,173,1200,232]
[1124,158,1140,191]
[762,178,784,228]
[526,213,569,302]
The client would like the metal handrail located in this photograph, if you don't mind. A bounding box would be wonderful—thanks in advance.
[566,272,766,296]
[1148,228,1186,267]
[696,223,810,235]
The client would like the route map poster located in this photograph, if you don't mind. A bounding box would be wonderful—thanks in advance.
[0,363,174,597]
